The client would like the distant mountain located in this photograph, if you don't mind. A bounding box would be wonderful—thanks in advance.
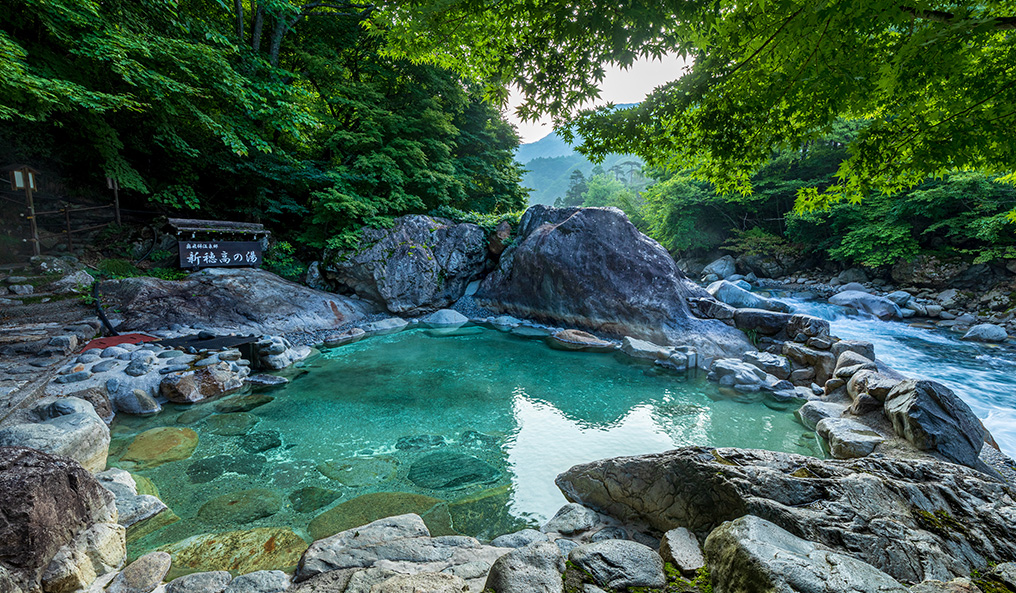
[516,105,642,206]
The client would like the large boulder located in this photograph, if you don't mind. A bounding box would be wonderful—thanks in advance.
[891,256,970,289]
[484,542,564,593]
[960,324,1008,343]
[555,447,1016,583]
[568,540,665,590]
[321,215,487,315]
[707,281,791,313]
[828,291,901,320]
[0,397,110,473]
[100,268,368,334]
[475,207,751,360]
[701,256,736,280]
[704,515,907,593]
[883,380,985,467]
[0,447,119,593]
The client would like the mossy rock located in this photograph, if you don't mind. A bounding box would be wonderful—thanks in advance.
[158,527,308,580]
[121,427,198,469]
[307,492,443,541]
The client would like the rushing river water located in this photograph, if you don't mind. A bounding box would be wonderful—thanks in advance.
[787,297,1016,460]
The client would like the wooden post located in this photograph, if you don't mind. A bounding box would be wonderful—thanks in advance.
[113,179,121,225]
[64,207,73,251]
[26,185,40,256]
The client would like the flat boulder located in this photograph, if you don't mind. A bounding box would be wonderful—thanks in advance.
[704,515,907,593]
[555,447,1016,583]
[159,528,308,581]
[883,380,985,467]
[961,323,1008,343]
[475,206,751,361]
[407,451,499,490]
[322,215,487,315]
[121,427,198,469]
[545,329,616,353]
[568,540,665,590]
[0,397,110,473]
[708,280,791,313]
[828,290,901,320]
[307,493,442,541]
[100,268,368,335]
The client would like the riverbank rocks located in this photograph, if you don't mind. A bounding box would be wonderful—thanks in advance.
[546,329,617,353]
[704,515,907,593]
[707,280,792,313]
[160,363,245,403]
[701,255,736,280]
[96,468,171,534]
[0,397,110,473]
[106,552,171,593]
[555,447,1016,583]
[0,447,120,593]
[569,540,666,590]
[298,514,511,591]
[540,504,598,536]
[41,523,126,593]
[256,336,311,370]
[321,215,487,315]
[960,323,1008,342]
[659,527,705,577]
[815,417,885,458]
[159,528,308,580]
[484,541,564,593]
[307,492,442,541]
[828,290,901,319]
[476,206,751,361]
[884,380,985,467]
[100,268,368,335]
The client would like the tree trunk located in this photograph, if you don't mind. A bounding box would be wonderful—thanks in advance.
[234,0,244,41]
[251,3,265,52]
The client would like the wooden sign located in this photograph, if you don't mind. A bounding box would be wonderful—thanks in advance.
[179,240,262,269]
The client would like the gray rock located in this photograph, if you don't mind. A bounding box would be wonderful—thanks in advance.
[322,215,487,315]
[555,540,579,555]
[708,280,792,313]
[371,573,467,593]
[831,340,876,363]
[0,397,110,473]
[166,571,232,593]
[100,268,368,335]
[323,328,366,347]
[838,268,869,284]
[815,418,885,458]
[569,540,665,590]
[742,351,792,380]
[829,290,901,320]
[223,571,289,593]
[363,318,409,335]
[990,563,1016,589]
[659,527,704,577]
[484,542,564,593]
[474,206,751,361]
[838,281,869,293]
[884,380,985,467]
[297,514,430,579]
[619,337,669,360]
[91,360,120,373]
[420,309,469,328]
[704,515,907,593]
[54,371,92,384]
[960,323,1008,342]
[702,255,736,279]
[555,447,1016,583]
[795,401,848,430]
[491,530,550,549]
[107,552,172,593]
[96,468,168,528]
[886,290,912,307]
[733,308,794,336]
[9,284,34,295]
[541,504,598,535]
[305,261,330,292]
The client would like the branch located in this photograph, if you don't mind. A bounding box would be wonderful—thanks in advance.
[899,5,1016,30]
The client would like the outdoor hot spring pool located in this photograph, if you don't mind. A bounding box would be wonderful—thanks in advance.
[108,326,821,562]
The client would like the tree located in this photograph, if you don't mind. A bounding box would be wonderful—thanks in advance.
[554,170,588,207]
[375,0,1016,207]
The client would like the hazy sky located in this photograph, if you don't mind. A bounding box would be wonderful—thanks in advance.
[506,54,690,144]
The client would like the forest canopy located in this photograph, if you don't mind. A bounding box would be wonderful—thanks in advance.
[378,0,1016,207]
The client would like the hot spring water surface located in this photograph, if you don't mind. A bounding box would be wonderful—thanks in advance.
[109,326,820,561]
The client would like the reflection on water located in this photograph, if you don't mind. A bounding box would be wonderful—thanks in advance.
[788,297,1016,459]
[110,327,819,561]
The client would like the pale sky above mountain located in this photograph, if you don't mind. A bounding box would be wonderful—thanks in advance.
[506,54,690,144]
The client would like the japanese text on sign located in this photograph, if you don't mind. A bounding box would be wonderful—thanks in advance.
[178,241,262,269]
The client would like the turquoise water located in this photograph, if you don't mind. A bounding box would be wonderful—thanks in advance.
[110,327,821,559]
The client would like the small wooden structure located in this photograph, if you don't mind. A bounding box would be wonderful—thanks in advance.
[167,218,270,270]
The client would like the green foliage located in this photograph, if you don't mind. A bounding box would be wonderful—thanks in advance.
[263,241,305,281]
[96,258,141,278]
[147,268,189,281]
[378,0,1016,207]
[430,206,525,235]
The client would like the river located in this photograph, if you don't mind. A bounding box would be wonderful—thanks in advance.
[787,297,1016,460]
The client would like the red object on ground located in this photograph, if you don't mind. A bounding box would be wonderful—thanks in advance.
[81,333,160,351]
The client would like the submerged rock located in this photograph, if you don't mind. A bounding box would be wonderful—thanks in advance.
[307,492,443,541]
[289,487,341,514]
[555,447,1016,583]
[317,456,397,487]
[198,488,282,525]
[407,451,499,490]
[159,528,308,581]
[322,215,488,315]
[120,427,199,469]
[475,206,751,361]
